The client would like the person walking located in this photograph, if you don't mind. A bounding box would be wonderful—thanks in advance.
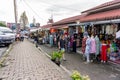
[20,30,24,41]
[49,33,53,47]
[34,31,39,47]
[59,35,66,61]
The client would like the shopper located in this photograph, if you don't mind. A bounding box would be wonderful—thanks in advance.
[20,30,24,41]
[49,33,53,47]
[59,35,66,61]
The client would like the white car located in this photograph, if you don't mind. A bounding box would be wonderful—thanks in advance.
[0,27,15,46]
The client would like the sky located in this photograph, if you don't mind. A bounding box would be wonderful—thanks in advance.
[0,0,113,26]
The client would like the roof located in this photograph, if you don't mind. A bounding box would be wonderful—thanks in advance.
[82,0,120,13]
[52,24,68,29]
[80,9,120,22]
[53,15,84,26]
[41,24,52,28]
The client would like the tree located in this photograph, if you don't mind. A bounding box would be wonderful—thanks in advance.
[19,11,29,30]
[0,23,6,27]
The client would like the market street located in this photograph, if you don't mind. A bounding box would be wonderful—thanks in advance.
[0,39,70,80]
[39,44,120,80]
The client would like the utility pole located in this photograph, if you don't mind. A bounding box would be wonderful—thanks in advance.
[13,0,18,33]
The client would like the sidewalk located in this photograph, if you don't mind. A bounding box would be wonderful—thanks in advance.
[0,39,70,80]
[39,44,120,80]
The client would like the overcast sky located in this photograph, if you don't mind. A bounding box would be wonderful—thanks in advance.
[0,0,112,25]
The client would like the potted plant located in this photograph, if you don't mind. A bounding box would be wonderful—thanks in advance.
[51,51,63,66]
[55,51,63,66]
[51,51,57,62]
[71,71,90,80]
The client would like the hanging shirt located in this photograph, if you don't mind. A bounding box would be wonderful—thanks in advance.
[90,37,96,54]
[85,37,91,54]
[95,36,100,55]
[82,37,87,54]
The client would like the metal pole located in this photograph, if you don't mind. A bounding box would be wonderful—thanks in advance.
[14,0,18,33]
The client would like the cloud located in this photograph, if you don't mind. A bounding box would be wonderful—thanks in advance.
[0,0,113,25]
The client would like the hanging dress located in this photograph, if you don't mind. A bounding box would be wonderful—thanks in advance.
[82,37,87,54]
[95,36,100,55]
[101,44,108,62]
[90,37,96,54]
[85,37,91,62]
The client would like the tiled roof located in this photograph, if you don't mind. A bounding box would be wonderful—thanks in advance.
[82,0,120,13]
[52,25,68,29]
[41,24,52,28]
[53,15,84,26]
[80,9,120,22]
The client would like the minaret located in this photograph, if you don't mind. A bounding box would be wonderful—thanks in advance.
[33,16,36,27]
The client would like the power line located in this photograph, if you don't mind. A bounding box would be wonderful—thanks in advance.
[38,1,81,12]
[23,0,44,20]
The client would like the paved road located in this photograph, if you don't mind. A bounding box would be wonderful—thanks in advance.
[0,40,70,80]
[39,44,120,80]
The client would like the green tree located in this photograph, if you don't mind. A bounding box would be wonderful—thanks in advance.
[0,23,6,27]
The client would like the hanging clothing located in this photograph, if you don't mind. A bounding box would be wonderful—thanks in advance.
[101,44,108,62]
[106,25,110,34]
[70,36,74,48]
[49,35,53,47]
[73,39,77,53]
[95,36,100,55]
[82,37,87,54]
[83,31,88,37]
[85,37,91,62]
[110,26,114,34]
[90,37,96,54]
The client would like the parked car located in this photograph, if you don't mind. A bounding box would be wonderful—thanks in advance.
[0,27,15,46]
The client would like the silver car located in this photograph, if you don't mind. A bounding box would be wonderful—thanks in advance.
[0,27,15,46]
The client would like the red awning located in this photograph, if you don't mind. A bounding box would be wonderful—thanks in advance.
[80,9,120,22]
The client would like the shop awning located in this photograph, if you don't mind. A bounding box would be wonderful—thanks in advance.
[30,28,39,32]
[53,25,68,29]
[80,9,120,22]
[40,24,52,30]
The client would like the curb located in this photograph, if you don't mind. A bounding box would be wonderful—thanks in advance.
[38,46,72,76]
[0,44,13,67]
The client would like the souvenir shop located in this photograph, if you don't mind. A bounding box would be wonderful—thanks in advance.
[86,22,120,64]
[68,25,84,47]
